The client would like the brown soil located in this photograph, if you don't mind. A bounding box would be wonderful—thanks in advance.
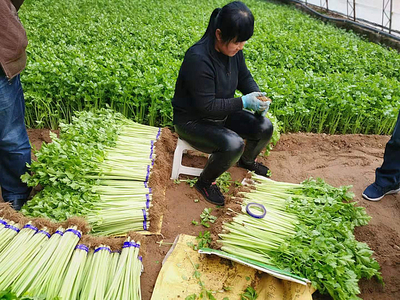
[5,129,400,300]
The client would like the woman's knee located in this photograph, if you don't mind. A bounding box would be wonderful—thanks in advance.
[263,117,274,137]
[223,133,244,155]
[255,117,274,140]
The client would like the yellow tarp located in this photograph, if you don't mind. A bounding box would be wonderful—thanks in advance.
[151,234,315,300]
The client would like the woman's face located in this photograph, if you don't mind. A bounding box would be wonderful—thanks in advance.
[215,29,246,57]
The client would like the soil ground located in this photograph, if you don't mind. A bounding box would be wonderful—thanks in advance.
[4,129,399,300]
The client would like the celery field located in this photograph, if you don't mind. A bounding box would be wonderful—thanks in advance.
[20,0,400,133]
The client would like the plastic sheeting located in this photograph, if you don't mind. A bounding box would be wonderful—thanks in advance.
[151,234,315,300]
[298,0,400,35]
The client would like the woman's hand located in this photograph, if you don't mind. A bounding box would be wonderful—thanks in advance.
[260,100,271,116]
[242,92,270,112]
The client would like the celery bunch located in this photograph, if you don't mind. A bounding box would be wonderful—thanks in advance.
[0,223,51,290]
[105,238,142,300]
[21,109,160,235]
[218,175,382,300]
[0,224,143,299]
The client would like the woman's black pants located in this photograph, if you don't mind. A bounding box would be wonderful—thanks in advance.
[174,110,273,184]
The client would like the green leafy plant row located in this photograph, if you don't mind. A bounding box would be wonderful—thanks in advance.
[19,0,400,133]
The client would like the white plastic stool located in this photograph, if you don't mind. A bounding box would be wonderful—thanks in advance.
[171,138,206,180]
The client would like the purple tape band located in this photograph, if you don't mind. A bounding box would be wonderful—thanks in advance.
[149,140,154,159]
[37,230,51,238]
[138,256,143,262]
[156,128,161,140]
[246,203,267,219]
[145,165,150,182]
[142,209,147,222]
[146,194,150,209]
[143,182,152,193]
[0,220,7,226]
[76,244,89,252]
[142,209,148,230]
[5,224,20,233]
[54,230,64,236]
[122,241,140,248]
[151,159,155,166]
[94,246,111,254]
[65,228,82,239]
[23,224,38,232]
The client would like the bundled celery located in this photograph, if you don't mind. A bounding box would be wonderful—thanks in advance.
[219,209,297,265]
[58,243,89,300]
[0,222,21,252]
[0,224,51,290]
[0,226,143,299]
[87,208,149,236]
[0,222,37,258]
[25,227,81,298]
[80,245,112,300]
[21,109,161,235]
[13,228,65,296]
[76,248,94,298]
[217,175,382,300]
[106,250,121,292]
[105,238,142,300]
[88,181,152,235]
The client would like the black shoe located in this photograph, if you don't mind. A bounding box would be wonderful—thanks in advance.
[194,180,225,206]
[237,159,270,177]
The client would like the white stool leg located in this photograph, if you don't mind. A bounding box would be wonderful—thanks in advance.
[171,141,184,180]
[171,138,206,180]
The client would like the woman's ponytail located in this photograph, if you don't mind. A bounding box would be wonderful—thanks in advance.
[200,8,221,41]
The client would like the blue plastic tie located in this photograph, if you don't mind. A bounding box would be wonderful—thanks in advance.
[146,194,150,209]
[246,203,267,219]
[75,244,89,252]
[23,224,38,232]
[94,246,111,254]
[37,230,51,238]
[5,224,20,233]
[145,165,150,182]
[65,228,82,239]
[122,241,140,248]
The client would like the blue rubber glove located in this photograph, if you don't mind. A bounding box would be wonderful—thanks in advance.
[242,92,269,112]
[261,100,271,117]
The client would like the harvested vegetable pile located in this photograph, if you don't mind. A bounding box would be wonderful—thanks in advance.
[21,109,161,235]
[213,174,383,300]
[0,203,142,300]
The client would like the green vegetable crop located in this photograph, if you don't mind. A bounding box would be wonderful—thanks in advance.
[217,175,382,300]
[18,0,400,134]
[21,109,160,235]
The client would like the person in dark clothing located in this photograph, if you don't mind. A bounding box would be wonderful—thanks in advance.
[172,1,273,205]
[362,110,400,201]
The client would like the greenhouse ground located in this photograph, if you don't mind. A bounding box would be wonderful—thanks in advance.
[4,129,399,300]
